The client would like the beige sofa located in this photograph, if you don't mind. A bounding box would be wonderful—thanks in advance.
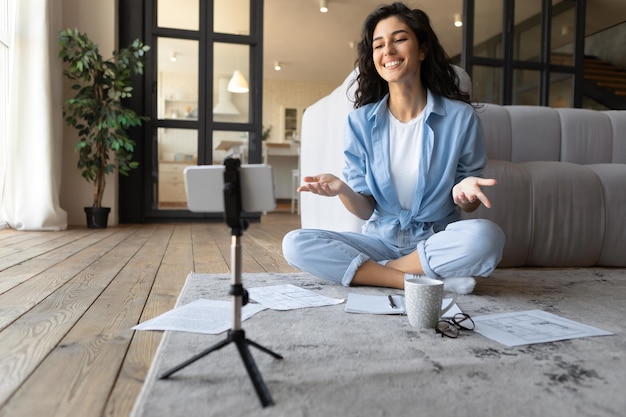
[300,71,626,267]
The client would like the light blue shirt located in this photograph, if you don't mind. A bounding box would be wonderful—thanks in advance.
[343,90,486,244]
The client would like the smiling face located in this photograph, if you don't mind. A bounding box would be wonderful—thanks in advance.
[372,16,425,86]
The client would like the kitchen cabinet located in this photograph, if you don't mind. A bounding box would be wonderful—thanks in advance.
[158,162,194,205]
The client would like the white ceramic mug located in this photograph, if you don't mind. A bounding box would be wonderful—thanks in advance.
[404,277,457,329]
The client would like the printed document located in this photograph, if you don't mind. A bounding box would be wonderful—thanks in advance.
[248,284,344,310]
[473,309,613,347]
[132,299,267,335]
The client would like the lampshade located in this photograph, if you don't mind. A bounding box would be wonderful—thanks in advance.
[227,70,249,93]
[320,0,328,13]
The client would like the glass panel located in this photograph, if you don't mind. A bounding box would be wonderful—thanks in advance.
[213,43,250,123]
[514,0,542,62]
[157,0,199,31]
[157,128,197,210]
[213,130,249,165]
[512,69,540,105]
[157,38,199,119]
[214,0,250,35]
[474,0,503,59]
[550,2,576,65]
[473,65,501,104]
[549,72,573,107]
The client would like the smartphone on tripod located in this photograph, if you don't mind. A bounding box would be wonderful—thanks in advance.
[184,163,276,213]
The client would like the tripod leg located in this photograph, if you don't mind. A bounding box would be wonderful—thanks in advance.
[235,339,275,407]
[247,338,284,359]
[159,338,231,380]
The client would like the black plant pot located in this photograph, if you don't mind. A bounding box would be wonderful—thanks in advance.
[84,207,111,229]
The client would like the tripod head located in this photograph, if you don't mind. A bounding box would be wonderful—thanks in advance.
[223,158,249,236]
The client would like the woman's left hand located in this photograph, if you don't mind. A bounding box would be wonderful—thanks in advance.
[453,176,497,211]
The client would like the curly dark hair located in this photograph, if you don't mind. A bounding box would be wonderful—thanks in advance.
[352,2,470,108]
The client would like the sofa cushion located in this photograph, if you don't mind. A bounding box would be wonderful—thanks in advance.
[463,160,626,267]
[586,163,626,266]
[524,161,604,266]
[604,110,626,164]
[476,104,512,161]
[461,160,532,267]
[508,106,561,163]
[557,109,613,164]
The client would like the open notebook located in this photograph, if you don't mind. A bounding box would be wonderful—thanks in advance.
[345,293,406,315]
[345,293,461,317]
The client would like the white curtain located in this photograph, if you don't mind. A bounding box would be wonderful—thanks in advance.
[1,0,67,230]
[0,0,12,229]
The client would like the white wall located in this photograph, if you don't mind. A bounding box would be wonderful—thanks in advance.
[262,79,336,143]
[60,0,118,226]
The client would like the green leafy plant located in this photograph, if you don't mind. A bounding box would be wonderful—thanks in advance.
[58,28,150,208]
[262,125,272,141]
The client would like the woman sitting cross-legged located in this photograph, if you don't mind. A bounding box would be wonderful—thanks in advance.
[282,2,505,294]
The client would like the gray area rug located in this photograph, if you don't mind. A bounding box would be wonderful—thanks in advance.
[131,269,626,417]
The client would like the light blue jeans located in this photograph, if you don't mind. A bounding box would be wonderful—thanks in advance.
[282,219,505,286]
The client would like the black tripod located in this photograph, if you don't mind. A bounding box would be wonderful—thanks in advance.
[159,158,283,407]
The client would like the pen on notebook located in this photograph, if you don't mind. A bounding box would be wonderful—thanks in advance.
[388,295,397,309]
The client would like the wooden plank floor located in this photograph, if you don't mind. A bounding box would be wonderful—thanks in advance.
[0,212,300,417]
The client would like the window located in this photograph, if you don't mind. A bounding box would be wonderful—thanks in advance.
[464,0,584,107]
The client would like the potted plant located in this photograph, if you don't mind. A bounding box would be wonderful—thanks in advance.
[58,28,150,228]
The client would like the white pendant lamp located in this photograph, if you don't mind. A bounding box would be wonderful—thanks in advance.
[227,70,249,93]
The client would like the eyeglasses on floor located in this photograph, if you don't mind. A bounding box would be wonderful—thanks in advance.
[435,313,475,338]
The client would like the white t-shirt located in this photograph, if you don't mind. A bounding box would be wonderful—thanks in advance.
[389,109,424,210]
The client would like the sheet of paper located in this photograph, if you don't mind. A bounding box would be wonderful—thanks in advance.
[473,309,614,347]
[247,284,344,310]
[132,299,267,335]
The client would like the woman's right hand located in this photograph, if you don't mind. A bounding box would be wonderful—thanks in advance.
[298,173,376,220]
[297,174,346,197]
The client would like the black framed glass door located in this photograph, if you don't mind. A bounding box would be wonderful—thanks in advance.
[119,0,263,222]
